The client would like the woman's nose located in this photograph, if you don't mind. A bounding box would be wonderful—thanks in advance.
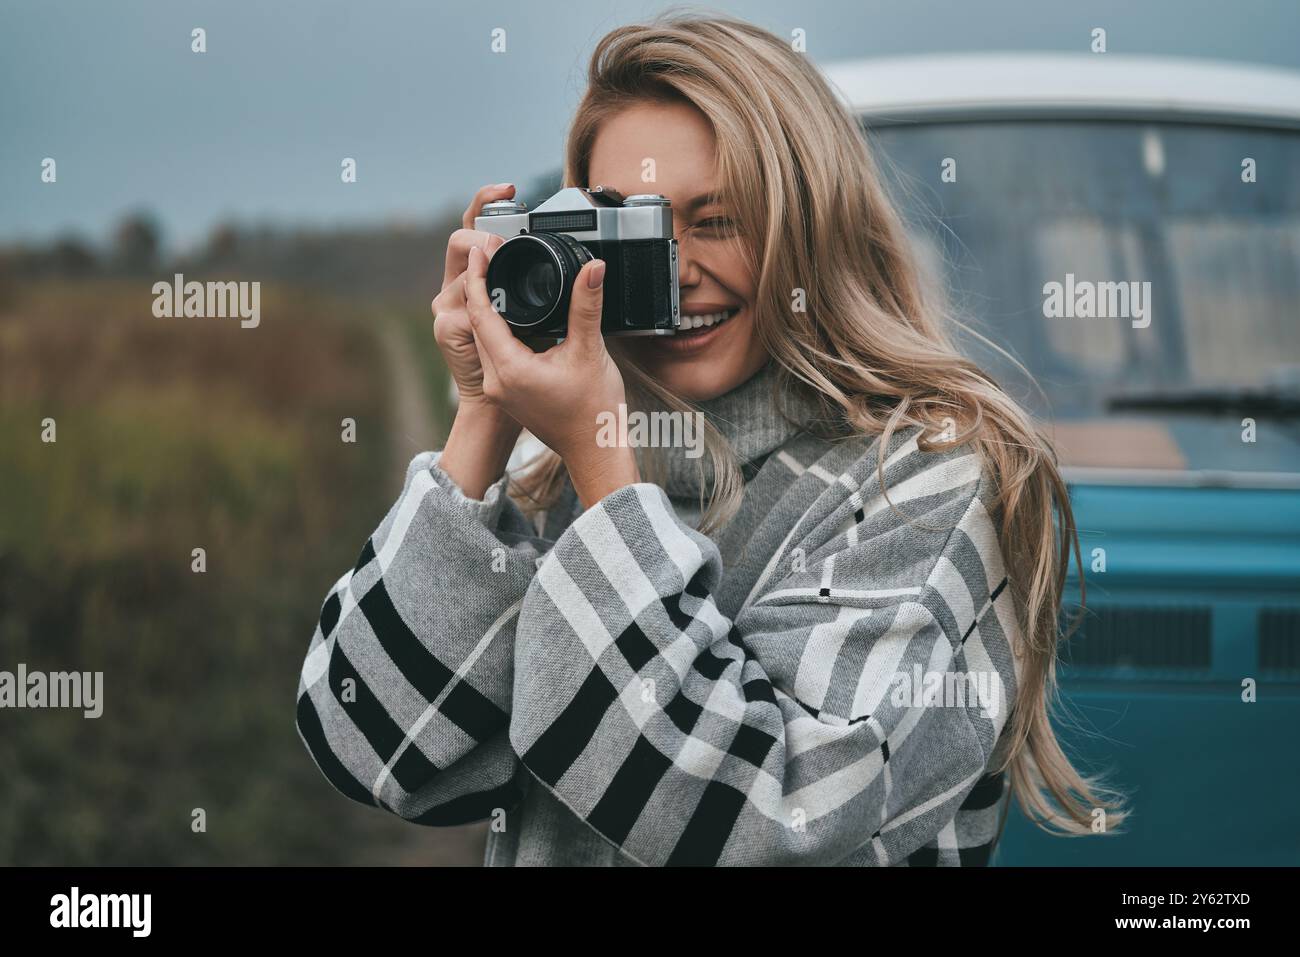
[675,233,702,288]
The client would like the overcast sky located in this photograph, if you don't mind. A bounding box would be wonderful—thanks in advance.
[2,0,1297,252]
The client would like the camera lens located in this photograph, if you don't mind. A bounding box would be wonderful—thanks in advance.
[520,258,559,309]
[486,232,592,332]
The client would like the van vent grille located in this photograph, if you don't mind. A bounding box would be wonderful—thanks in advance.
[1259,608,1300,674]
[1060,605,1211,670]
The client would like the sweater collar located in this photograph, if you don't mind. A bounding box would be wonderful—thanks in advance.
[633,359,842,498]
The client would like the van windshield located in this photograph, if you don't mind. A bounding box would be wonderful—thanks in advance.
[869,119,1300,474]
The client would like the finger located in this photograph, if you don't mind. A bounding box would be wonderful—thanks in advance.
[467,275,510,401]
[461,182,516,230]
[561,259,607,355]
[470,312,502,394]
[443,229,506,289]
[464,244,534,368]
[432,271,463,317]
[436,265,473,315]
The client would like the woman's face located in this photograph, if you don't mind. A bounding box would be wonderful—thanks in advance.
[588,99,770,402]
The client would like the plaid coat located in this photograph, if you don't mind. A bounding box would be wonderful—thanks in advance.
[296,416,1022,866]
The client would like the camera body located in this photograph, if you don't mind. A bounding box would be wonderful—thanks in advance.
[473,186,680,338]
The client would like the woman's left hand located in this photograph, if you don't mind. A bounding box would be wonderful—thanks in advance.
[463,244,641,508]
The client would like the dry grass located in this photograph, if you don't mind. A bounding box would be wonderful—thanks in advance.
[0,277,477,864]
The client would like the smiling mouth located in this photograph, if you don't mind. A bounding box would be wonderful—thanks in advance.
[675,308,739,334]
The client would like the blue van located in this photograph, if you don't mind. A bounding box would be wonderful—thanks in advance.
[821,52,1300,864]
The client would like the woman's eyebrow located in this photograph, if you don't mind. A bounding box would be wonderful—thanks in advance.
[680,191,723,211]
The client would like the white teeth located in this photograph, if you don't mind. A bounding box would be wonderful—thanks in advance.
[682,310,734,330]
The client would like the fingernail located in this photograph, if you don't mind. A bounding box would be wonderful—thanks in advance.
[588,259,606,289]
[494,182,513,190]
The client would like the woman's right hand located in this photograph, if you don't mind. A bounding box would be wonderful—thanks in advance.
[432,184,525,499]
[432,183,517,409]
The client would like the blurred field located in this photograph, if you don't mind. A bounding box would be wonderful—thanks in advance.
[0,277,488,864]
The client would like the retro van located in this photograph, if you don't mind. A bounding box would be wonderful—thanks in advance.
[821,52,1300,864]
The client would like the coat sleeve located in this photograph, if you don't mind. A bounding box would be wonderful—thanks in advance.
[295,450,549,825]
[507,443,1021,865]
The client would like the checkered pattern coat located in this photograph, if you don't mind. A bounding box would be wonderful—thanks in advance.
[296,423,1022,865]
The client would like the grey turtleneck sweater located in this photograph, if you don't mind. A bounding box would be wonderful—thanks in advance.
[296,360,1019,866]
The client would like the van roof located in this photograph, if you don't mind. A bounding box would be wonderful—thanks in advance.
[820,52,1300,128]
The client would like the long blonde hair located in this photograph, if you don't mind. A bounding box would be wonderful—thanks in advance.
[511,11,1127,838]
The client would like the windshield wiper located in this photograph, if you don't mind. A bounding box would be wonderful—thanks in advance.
[1106,385,1300,418]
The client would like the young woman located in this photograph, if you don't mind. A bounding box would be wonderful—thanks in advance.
[295,14,1125,866]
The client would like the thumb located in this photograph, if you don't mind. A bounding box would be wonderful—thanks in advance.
[564,259,606,353]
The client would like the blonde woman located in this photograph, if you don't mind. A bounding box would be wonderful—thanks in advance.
[295,13,1125,866]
